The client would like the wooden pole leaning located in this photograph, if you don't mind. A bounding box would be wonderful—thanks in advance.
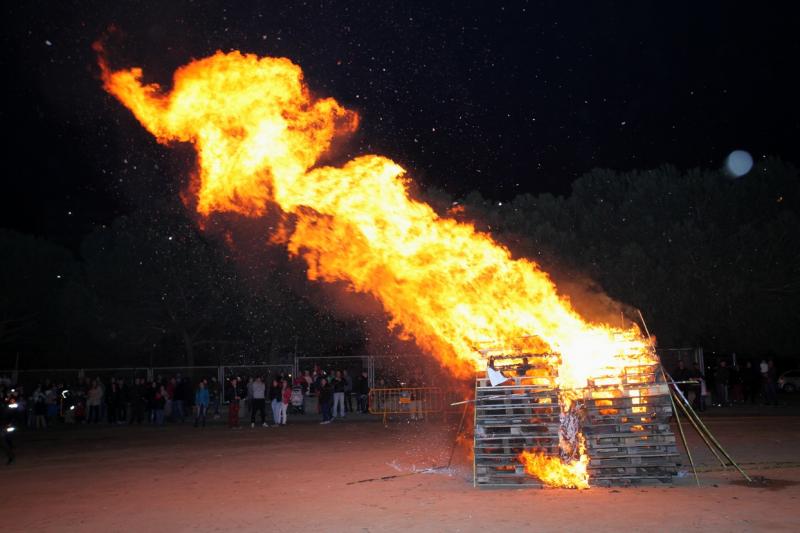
[661,365,700,487]
[669,380,753,483]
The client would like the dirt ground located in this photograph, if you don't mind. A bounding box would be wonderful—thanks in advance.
[2,410,799,532]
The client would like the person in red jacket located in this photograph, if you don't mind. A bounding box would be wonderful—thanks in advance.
[279,379,291,425]
[226,378,242,429]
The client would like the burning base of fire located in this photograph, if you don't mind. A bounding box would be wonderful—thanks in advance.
[474,355,677,489]
[518,447,589,489]
[517,393,590,489]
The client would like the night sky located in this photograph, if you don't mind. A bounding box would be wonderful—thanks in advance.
[2,1,799,248]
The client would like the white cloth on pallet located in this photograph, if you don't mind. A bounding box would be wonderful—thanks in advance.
[487,367,510,387]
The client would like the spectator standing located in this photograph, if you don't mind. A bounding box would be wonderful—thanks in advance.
[356,370,370,413]
[98,379,107,422]
[124,378,136,423]
[730,364,744,403]
[343,370,354,413]
[250,377,268,428]
[116,378,128,423]
[698,372,709,412]
[194,382,209,428]
[173,377,186,423]
[32,385,47,429]
[269,378,282,425]
[332,371,346,419]
[146,381,157,423]
[246,377,254,421]
[765,359,779,406]
[279,379,290,425]
[714,360,730,407]
[311,372,323,398]
[129,378,145,424]
[87,380,102,423]
[318,378,332,424]
[45,385,59,423]
[153,385,167,425]
[743,361,759,404]
[226,378,242,429]
[166,378,176,421]
[107,380,121,424]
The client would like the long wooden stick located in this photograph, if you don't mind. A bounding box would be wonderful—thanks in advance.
[670,378,753,483]
[637,309,652,339]
[447,401,470,469]
[670,386,727,468]
[659,361,753,483]
[660,365,699,486]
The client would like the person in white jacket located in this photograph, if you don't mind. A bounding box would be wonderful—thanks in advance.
[250,377,268,428]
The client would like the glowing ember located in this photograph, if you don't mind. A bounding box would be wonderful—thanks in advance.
[97,48,657,487]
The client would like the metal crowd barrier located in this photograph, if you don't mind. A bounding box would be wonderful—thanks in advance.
[368,387,444,425]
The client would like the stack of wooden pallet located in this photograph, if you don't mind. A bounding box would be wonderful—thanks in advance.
[583,364,678,486]
[473,357,678,488]
[473,354,562,487]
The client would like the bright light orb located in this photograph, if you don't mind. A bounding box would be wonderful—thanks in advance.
[724,150,753,178]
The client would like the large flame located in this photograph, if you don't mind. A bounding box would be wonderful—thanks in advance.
[98,49,656,486]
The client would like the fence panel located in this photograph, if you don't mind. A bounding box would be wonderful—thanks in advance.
[151,366,219,383]
[11,368,147,389]
[222,364,293,381]
[368,387,443,424]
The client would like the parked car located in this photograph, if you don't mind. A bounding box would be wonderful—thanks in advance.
[778,370,800,393]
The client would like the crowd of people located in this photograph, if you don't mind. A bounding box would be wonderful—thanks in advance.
[4,357,785,437]
[673,358,782,411]
[0,366,373,433]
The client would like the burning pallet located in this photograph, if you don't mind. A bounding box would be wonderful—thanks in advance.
[473,354,678,488]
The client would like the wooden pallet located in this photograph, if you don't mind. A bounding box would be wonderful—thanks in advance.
[474,360,678,488]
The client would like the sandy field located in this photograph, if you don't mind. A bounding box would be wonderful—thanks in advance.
[2,410,799,532]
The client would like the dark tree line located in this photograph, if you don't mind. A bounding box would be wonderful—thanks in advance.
[1,158,798,369]
[0,203,365,369]
[435,157,799,358]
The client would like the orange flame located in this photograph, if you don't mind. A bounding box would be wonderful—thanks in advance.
[98,49,658,486]
[97,49,653,383]
[518,446,589,490]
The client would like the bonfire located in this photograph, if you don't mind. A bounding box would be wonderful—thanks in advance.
[97,47,673,488]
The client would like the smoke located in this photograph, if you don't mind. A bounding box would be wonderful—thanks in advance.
[553,275,642,331]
